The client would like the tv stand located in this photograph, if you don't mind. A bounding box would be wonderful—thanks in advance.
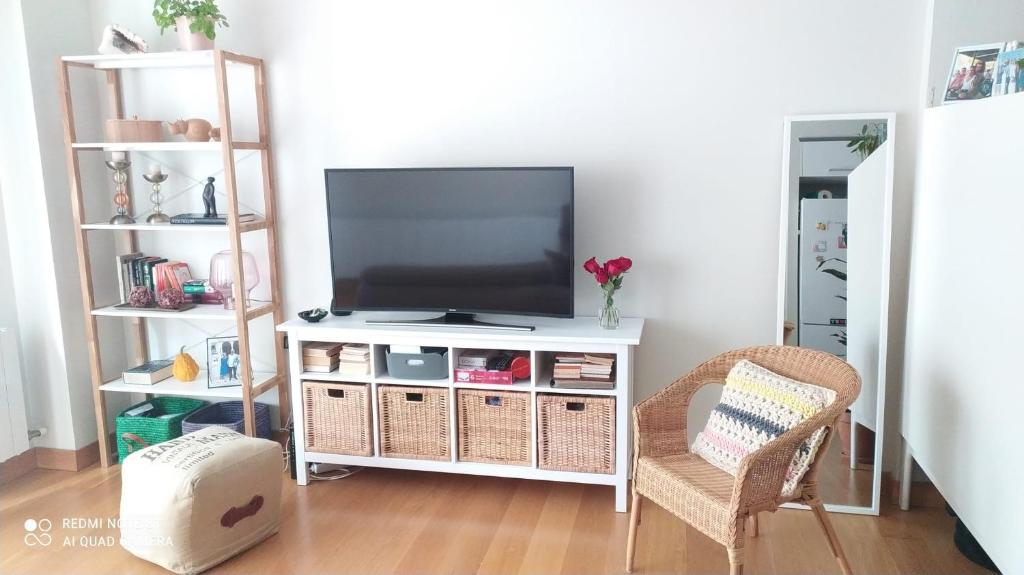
[277,315,644,511]
[365,312,535,331]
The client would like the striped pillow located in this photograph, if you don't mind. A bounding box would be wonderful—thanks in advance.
[691,359,837,497]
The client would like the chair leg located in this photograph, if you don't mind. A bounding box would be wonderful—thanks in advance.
[626,492,642,573]
[748,513,759,538]
[727,547,744,575]
[810,501,853,575]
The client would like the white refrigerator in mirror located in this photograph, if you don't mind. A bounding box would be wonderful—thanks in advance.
[798,199,848,357]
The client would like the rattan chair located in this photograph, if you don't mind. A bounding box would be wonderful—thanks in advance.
[625,346,860,575]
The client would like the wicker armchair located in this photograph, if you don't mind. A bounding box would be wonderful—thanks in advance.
[625,346,860,575]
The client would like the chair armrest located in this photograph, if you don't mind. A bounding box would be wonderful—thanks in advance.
[632,354,736,465]
[729,408,842,513]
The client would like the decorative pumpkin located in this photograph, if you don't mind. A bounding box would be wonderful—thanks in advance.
[172,346,200,382]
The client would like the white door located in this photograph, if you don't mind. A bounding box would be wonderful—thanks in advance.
[846,143,888,432]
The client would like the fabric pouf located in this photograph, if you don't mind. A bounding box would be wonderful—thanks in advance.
[119,426,282,574]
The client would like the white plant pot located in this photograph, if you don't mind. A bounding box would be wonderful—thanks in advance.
[175,16,214,51]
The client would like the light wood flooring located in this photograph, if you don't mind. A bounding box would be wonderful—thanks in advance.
[0,464,988,574]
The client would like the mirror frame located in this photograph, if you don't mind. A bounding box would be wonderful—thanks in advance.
[776,112,896,516]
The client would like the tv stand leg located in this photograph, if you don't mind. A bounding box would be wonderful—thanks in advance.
[616,481,628,513]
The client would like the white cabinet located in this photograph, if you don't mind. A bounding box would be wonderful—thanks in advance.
[800,140,862,177]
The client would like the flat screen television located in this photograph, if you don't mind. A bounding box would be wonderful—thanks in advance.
[325,167,574,330]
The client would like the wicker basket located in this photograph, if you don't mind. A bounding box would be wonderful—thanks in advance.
[303,381,373,456]
[181,401,272,439]
[116,397,208,462]
[456,389,530,466]
[378,385,450,461]
[537,394,615,474]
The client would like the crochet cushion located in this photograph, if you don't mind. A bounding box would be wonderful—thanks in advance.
[691,359,837,496]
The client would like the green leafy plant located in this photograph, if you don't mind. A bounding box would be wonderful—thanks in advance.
[830,329,847,346]
[846,122,887,159]
[153,0,228,40]
[816,257,847,282]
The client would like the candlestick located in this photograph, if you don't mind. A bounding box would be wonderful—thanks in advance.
[104,157,134,224]
[142,169,169,224]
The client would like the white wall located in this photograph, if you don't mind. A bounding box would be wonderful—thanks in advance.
[0,0,127,450]
[903,94,1024,574]
[925,0,1024,106]
[81,0,928,463]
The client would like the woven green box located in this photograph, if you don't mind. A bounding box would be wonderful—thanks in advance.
[116,397,208,462]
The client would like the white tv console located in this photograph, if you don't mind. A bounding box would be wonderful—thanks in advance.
[277,313,644,512]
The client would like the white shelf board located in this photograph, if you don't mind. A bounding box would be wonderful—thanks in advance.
[92,303,272,321]
[304,451,618,485]
[534,385,617,396]
[99,371,275,399]
[298,371,372,384]
[81,218,266,232]
[63,50,234,69]
[72,141,221,152]
[374,374,451,387]
[454,381,532,392]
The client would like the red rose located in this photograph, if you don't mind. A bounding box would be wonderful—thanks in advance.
[594,268,609,285]
[583,257,600,274]
[606,257,632,277]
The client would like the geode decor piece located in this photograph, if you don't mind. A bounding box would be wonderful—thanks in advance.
[128,286,154,308]
[97,24,148,55]
[157,288,186,310]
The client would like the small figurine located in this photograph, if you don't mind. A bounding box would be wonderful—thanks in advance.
[202,177,217,218]
[168,118,213,142]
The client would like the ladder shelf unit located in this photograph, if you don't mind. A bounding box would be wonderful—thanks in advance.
[58,50,288,467]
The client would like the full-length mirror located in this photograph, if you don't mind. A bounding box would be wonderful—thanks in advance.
[776,113,895,514]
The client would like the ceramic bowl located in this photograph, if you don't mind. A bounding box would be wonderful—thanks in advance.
[298,308,328,323]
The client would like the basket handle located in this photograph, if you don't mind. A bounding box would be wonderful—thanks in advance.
[485,396,503,407]
[327,389,346,399]
[566,402,586,412]
[121,432,149,453]
[221,495,264,528]
[405,393,424,402]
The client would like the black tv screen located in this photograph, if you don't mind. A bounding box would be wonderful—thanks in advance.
[326,167,574,317]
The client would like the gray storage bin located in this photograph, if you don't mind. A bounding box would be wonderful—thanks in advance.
[386,348,449,380]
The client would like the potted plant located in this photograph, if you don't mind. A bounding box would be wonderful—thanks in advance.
[153,0,229,51]
[846,122,887,159]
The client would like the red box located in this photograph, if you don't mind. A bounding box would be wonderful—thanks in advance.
[454,368,517,385]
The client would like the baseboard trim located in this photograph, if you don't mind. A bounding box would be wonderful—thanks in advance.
[0,449,39,484]
[887,473,946,509]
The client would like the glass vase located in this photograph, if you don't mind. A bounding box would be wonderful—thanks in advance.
[598,304,620,330]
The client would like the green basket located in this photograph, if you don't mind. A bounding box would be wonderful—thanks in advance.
[116,397,208,462]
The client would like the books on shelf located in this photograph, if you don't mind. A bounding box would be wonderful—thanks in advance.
[122,359,174,385]
[302,342,344,357]
[302,341,371,375]
[550,352,615,390]
[169,213,256,225]
[116,252,197,304]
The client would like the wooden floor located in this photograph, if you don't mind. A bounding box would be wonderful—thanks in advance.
[817,437,874,507]
[0,464,987,575]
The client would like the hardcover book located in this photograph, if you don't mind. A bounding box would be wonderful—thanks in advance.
[122,360,174,385]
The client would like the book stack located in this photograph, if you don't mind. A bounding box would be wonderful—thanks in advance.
[338,343,370,376]
[122,359,174,385]
[116,252,222,304]
[551,352,615,389]
[169,213,257,225]
[302,342,343,373]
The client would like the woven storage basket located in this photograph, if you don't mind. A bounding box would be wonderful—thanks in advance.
[116,397,208,462]
[303,381,373,456]
[378,385,450,461]
[181,400,272,439]
[456,389,530,466]
[537,394,615,474]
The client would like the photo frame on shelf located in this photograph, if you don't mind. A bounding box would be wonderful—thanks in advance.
[943,43,1002,104]
[207,335,240,388]
[993,41,1024,97]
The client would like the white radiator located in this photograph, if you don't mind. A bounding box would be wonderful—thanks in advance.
[0,327,30,461]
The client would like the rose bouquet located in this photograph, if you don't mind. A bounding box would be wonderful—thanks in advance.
[583,256,632,329]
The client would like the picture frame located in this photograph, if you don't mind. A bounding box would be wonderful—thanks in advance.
[993,41,1024,97]
[943,43,1002,104]
[207,335,241,388]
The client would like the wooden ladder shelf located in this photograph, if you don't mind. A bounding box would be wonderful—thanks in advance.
[58,50,289,467]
